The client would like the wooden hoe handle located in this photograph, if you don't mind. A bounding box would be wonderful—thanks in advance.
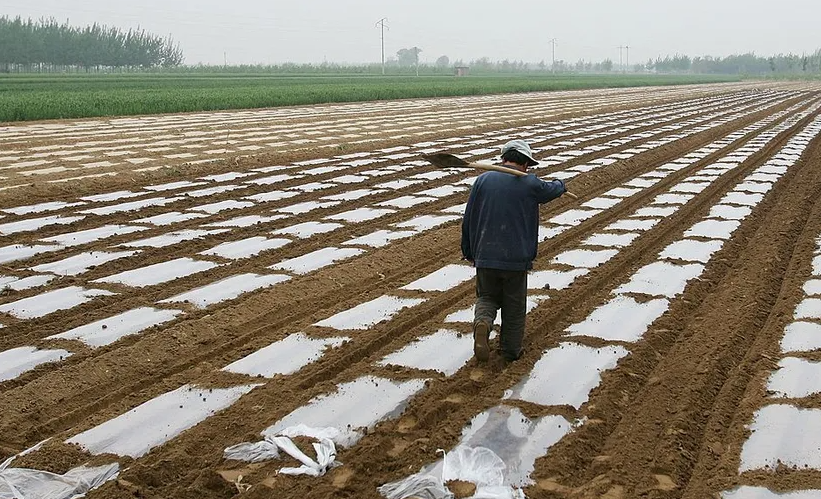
[465,162,527,177]
[465,162,579,200]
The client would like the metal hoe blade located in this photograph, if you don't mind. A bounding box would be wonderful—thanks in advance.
[421,153,470,168]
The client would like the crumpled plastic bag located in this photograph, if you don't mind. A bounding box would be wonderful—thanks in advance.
[223,425,341,477]
[378,446,525,499]
[0,455,119,499]
[223,439,280,463]
[470,486,525,499]
[272,436,338,477]
[224,423,346,463]
[442,446,505,487]
[377,472,452,499]
[265,423,361,448]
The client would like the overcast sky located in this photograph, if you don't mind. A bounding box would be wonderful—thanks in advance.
[4,0,820,66]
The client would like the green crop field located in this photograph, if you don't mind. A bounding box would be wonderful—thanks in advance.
[0,73,740,122]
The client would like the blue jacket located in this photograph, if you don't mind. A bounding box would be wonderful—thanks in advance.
[461,171,566,271]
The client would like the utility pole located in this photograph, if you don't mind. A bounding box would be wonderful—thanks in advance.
[415,47,420,77]
[617,45,625,72]
[549,38,557,74]
[625,45,630,73]
[223,51,227,68]
[375,18,388,75]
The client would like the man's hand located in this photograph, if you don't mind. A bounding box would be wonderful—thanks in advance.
[556,178,579,199]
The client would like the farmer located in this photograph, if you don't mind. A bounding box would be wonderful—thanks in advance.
[461,139,567,364]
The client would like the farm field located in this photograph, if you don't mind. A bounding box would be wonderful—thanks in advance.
[2,80,821,498]
[0,73,739,122]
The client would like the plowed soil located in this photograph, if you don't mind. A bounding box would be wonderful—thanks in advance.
[2,81,821,499]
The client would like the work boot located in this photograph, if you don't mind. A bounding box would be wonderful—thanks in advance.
[473,320,491,362]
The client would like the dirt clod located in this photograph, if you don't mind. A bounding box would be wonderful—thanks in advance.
[446,480,477,498]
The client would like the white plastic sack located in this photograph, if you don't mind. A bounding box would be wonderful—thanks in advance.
[223,426,341,477]
[378,446,525,499]
[0,463,119,499]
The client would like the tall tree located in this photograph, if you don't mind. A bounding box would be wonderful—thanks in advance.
[0,15,183,71]
[396,47,422,68]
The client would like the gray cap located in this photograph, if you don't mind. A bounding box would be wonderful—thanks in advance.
[500,139,538,166]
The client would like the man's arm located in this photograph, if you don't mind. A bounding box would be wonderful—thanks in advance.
[461,185,477,261]
[532,177,566,204]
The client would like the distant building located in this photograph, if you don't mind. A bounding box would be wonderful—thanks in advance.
[454,66,470,77]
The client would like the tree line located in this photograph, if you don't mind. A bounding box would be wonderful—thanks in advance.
[394,48,821,76]
[2,15,817,77]
[645,52,821,74]
[0,16,183,72]
[529,52,821,75]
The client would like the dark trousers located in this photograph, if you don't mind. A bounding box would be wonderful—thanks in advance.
[473,267,528,361]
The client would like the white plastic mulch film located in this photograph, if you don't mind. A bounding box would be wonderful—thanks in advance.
[0,447,118,499]
[378,446,526,499]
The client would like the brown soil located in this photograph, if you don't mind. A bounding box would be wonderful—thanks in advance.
[447,480,477,498]
[2,82,821,499]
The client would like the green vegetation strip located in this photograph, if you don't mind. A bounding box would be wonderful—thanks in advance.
[0,74,739,122]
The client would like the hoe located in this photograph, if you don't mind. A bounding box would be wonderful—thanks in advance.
[422,153,579,199]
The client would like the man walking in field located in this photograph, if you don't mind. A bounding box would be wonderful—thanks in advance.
[461,139,567,364]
